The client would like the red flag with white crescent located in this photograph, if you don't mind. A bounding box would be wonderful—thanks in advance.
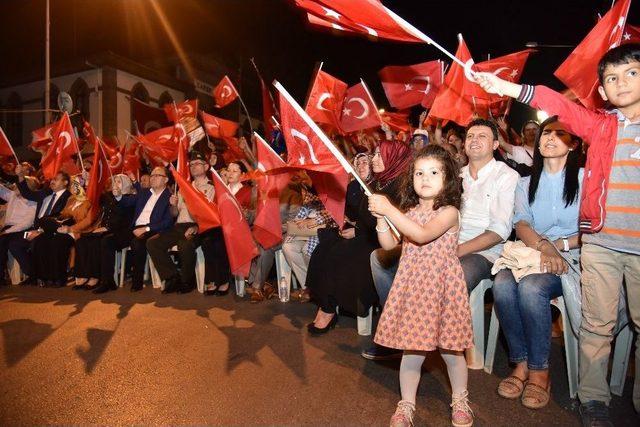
[176,126,190,181]
[213,75,240,108]
[554,0,631,109]
[123,139,141,177]
[278,84,349,226]
[170,165,221,233]
[0,126,17,160]
[41,113,79,180]
[131,98,170,134]
[200,110,239,138]
[339,80,383,133]
[136,125,181,166]
[622,23,640,43]
[305,69,348,131]
[30,122,56,154]
[211,169,258,277]
[252,134,290,249]
[164,99,198,123]
[379,60,444,109]
[84,122,111,219]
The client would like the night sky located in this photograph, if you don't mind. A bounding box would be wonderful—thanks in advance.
[1,0,639,129]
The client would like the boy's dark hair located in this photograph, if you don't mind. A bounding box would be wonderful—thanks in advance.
[399,144,462,211]
[528,115,583,208]
[57,171,71,188]
[466,118,499,141]
[598,43,640,84]
[228,160,248,174]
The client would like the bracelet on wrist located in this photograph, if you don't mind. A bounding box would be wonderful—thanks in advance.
[375,224,390,233]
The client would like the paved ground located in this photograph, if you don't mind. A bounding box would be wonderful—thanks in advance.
[0,285,637,426]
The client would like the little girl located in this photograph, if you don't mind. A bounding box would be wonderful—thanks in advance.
[368,145,474,427]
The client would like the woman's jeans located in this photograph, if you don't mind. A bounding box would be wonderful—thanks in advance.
[493,269,563,370]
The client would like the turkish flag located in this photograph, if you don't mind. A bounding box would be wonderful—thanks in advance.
[164,99,198,123]
[381,110,411,133]
[30,123,56,154]
[252,134,290,249]
[170,165,221,233]
[260,76,278,139]
[41,113,79,180]
[123,139,141,177]
[0,126,17,159]
[278,82,349,226]
[622,23,640,44]
[102,136,125,174]
[554,0,631,109]
[339,81,383,133]
[211,169,258,277]
[213,75,239,108]
[176,125,190,181]
[305,69,348,131]
[84,122,111,219]
[132,98,170,134]
[379,60,443,109]
[200,110,239,138]
[220,136,247,164]
[306,12,357,34]
[295,0,425,43]
[429,35,479,126]
[136,125,182,166]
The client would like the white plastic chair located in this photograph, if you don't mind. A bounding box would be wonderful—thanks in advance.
[274,248,298,293]
[115,247,149,287]
[234,276,245,297]
[465,279,494,370]
[357,307,373,336]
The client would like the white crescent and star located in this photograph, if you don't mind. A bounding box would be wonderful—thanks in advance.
[316,92,332,111]
[345,97,369,120]
[290,128,320,164]
[220,85,232,99]
[110,152,123,169]
[321,6,340,20]
[409,76,431,94]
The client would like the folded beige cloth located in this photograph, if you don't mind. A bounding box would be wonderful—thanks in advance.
[491,241,542,282]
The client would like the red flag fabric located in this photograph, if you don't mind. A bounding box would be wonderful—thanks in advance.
[379,60,443,109]
[169,166,221,233]
[41,113,79,180]
[0,126,17,159]
[622,23,640,44]
[339,81,383,133]
[252,134,290,249]
[211,169,258,277]
[554,0,632,109]
[306,12,357,33]
[295,0,425,43]
[84,122,111,219]
[220,136,247,164]
[278,82,349,226]
[123,140,141,177]
[305,69,348,131]
[132,98,170,134]
[30,123,56,154]
[200,110,239,138]
[164,99,198,123]
[260,78,277,138]
[176,126,190,181]
[381,110,411,133]
[136,125,181,166]
[102,136,125,174]
[213,75,240,108]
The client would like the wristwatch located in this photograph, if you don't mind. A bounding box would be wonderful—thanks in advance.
[145,226,151,233]
[561,237,569,252]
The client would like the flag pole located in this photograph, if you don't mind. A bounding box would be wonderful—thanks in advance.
[273,80,400,238]
[360,78,384,123]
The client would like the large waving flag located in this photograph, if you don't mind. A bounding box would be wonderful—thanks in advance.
[135,124,182,166]
[305,68,348,131]
[41,113,79,179]
[30,122,56,154]
[170,165,220,233]
[554,0,632,109]
[276,81,349,226]
[211,169,259,277]
[84,122,112,219]
[339,80,383,133]
[131,98,170,134]
[200,110,239,138]
[379,60,444,109]
[252,133,290,250]
[295,0,426,43]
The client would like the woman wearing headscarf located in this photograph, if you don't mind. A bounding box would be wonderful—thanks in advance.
[73,174,135,290]
[33,176,93,287]
[307,140,412,334]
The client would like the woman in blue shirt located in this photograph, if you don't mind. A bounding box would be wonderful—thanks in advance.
[493,116,583,409]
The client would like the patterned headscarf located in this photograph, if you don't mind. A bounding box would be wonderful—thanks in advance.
[374,140,412,185]
[113,174,133,195]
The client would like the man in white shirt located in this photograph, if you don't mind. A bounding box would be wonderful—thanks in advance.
[458,119,519,292]
[498,120,539,167]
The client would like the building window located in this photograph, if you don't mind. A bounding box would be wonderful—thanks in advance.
[6,92,23,147]
[69,78,90,120]
[130,82,150,132]
[158,91,173,109]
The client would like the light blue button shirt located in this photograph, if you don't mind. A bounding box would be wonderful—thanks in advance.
[513,169,583,241]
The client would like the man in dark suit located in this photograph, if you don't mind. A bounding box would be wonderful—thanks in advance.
[97,166,173,293]
[8,165,71,285]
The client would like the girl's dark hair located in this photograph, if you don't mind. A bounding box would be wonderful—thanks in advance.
[228,160,247,173]
[528,115,583,207]
[399,144,462,211]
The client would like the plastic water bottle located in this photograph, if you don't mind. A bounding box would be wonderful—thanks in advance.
[278,277,290,302]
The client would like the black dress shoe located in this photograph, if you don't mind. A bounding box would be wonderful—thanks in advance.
[307,314,338,335]
[72,284,87,291]
[161,276,180,294]
[177,284,195,294]
[215,286,230,296]
[93,282,117,294]
[19,277,36,286]
[361,344,403,361]
[85,282,100,291]
[130,284,143,292]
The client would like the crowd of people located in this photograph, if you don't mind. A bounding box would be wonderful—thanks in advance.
[0,43,639,427]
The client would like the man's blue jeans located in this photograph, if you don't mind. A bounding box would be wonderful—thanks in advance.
[493,269,563,370]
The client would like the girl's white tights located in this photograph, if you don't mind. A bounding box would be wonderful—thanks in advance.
[399,350,468,404]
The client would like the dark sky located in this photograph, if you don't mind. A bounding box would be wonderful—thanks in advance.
[1,0,638,127]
